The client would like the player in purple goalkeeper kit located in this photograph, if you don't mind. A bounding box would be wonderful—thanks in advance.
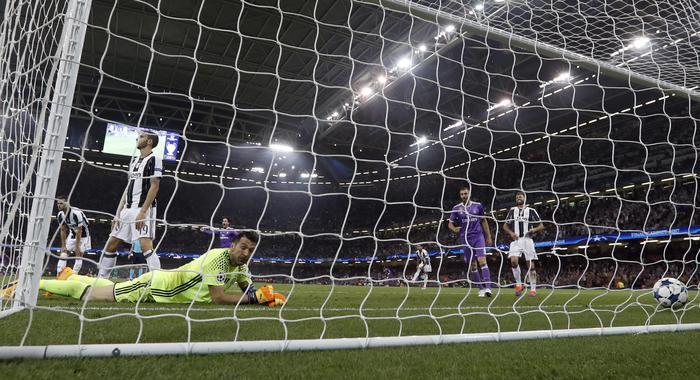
[200,216,239,248]
[448,186,494,297]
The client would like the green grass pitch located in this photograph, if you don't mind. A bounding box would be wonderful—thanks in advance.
[2,284,698,378]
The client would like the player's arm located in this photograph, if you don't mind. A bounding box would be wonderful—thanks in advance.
[527,210,545,236]
[502,210,518,241]
[447,208,461,234]
[73,211,88,256]
[481,218,493,246]
[528,222,545,235]
[136,156,162,230]
[59,223,68,252]
[528,221,545,235]
[135,177,160,230]
[200,225,217,234]
[502,222,515,238]
[209,284,285,306]
[209,284,251,305]
[235,270,285,306]
[448,220,460,234]
[447,209,461,234]
[72,226,82,256]
[112,194,126,230]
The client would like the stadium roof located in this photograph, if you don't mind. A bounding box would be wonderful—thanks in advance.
[62,0,698,206]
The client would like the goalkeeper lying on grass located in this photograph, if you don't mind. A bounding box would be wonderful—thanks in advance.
[16,231,286,307]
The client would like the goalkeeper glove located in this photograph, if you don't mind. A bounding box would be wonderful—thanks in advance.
[250,285,273,303]
[266,292,286,308]
[249,285,287,307]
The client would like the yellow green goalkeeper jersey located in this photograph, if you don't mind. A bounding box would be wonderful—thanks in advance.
[149,248,252,303]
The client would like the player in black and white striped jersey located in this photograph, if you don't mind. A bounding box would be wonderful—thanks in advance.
[503,191,544,297]
[411,244,432,289]
[55,195,91,274]
[97,131,163,279]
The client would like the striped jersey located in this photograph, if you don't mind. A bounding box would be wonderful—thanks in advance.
[505,206,541,238]
[57,207,90,238]
[416,249,430,265]
[148,248,252,303]
[125,152,163,208]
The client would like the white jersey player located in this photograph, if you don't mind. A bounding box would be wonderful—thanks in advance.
[503,191,544,296]
[97,131,163,278]
[55,196,91,274]
[411,244,432,289]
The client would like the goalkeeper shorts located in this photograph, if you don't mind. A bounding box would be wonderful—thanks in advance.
[114,272,155,303]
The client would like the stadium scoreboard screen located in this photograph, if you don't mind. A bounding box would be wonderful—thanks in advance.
[103,122,180,161]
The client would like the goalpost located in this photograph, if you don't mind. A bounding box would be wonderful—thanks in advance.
[1,0,92,316]
[0,0,699,358]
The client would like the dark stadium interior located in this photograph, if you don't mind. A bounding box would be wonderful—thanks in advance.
[11,0,697,288]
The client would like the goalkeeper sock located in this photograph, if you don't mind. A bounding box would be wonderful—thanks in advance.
[73,259,82,274]
[39,279,90,300]
[69,274,114,287]
[480,265,492,289]
[469,270,483,289]
[529,271,537,291]
[512,266,522,285]
[144,250,161,271]
[98,251,117,279]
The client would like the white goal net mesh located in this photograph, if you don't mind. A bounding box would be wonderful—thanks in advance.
[0,0,699,356]
[0,0,75,316]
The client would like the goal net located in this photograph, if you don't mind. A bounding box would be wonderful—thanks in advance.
[0,0,699,358]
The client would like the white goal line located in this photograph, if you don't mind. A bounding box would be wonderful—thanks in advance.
[38,304,653,313]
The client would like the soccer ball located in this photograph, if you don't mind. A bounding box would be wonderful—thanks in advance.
[652,277,688,308]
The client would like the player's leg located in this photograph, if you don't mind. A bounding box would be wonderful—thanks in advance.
[469,235,491,296]
[138,207,161,270]
[39,279,115,301]
[56,251,68,276]
[98,235,123,278]
[83,284,117,301]
[421,272,428,289]
[423,263,432,289]
[524,238,538,296]
[511,256,524,296]
[464,247,483,294]
[527,259,537,296]
[508,241,524,296]
[510,256,522,283]
[99,208,133,278]
[139,238,160,270]
[476,255,492,296]
[412,269,421,282]
[47,272,153,302]
[113,272,154,303]
[61,270,114,287]
[412,262,423,282]
[58,237,77,275]
[72,237,89,274]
